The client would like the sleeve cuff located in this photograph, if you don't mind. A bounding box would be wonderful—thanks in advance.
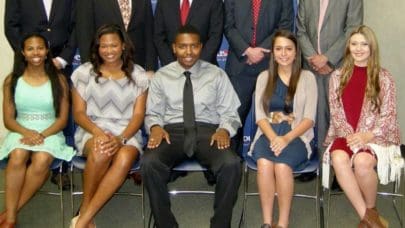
[56,57,68,69]
[219,121,241,138]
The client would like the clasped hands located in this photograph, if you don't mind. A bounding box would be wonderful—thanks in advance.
[270,135,291,156]
[93,131,122,156]
[147,126,230,150]
[346,132,374,151]
[308,54,333,75]
[20,129,45,146]
[245,47,270,65]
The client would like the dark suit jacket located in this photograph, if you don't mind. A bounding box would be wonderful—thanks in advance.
[5,0,77,64]
[76,0,157,71]
[224,0,293,76]
[153,0,224,66]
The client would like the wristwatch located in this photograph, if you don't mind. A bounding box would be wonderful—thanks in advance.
[118,135,128,145]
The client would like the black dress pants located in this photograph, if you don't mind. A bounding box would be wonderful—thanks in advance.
[141,123,242,228]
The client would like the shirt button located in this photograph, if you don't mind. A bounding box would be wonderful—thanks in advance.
[47,28,51,32]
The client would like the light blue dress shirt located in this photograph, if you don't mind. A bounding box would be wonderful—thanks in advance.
[145,60,242,137]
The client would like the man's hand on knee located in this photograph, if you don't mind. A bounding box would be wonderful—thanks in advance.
[210,128,230,150]
[148,125,171,149]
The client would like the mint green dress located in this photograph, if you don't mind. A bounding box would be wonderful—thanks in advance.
[0,78,75,161]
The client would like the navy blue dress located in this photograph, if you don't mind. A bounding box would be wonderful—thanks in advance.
[252,79,308,171]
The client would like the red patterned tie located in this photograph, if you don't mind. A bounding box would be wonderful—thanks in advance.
[251,0,262,47]
[180,0,190,25]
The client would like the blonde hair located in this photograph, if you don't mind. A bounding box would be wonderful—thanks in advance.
[338,25,381,113]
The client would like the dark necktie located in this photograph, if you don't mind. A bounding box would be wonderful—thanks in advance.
[251,0,262,47]
[183,71,196,157]
[180,0,190,25]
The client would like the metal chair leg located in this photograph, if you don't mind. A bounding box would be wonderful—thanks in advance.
[239,164,248,228]
[70,164,75,218]
[59,165,65,228]
[326,177,332,228]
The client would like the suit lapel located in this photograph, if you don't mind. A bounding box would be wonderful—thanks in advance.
[187,0,201,24]
[111,0,127,28]
[37,0,49,22]
[48,0,59,24]
[171,0,181,26]
[321,0,333,29]
[257,0,269,30]
[129,0,139,27]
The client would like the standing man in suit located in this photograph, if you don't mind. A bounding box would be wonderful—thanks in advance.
[4,0,77,190]
[224,0,293,153]
[153,0,224,66]
[5,0,76,72]
[297,0,363,154]
[76,0,157,71]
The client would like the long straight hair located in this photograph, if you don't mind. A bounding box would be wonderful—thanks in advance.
[262,30,302,113]
[8,33,63,117]
[338,25,381,113]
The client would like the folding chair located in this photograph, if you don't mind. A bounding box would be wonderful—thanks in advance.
[69,155,145,227]
[147,158,215,228]
[238,96,323,228]
[325,148,404,228]
[0,158,66,227]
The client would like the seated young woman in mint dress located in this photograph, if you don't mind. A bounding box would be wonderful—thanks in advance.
[70,24,149,228]
[0,33,74,227]
[251,30,317,228]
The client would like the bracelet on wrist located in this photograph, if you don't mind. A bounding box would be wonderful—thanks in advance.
[118,135,128,145]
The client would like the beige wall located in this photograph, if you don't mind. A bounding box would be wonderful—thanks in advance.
[0,4,13,140]
[364,1,405,142]
[0,1,404,142]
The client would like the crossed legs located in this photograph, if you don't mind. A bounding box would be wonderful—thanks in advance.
[331,150,378,219]
[74,137,139,228]
[257,159,293,228]
[1,149,53,227]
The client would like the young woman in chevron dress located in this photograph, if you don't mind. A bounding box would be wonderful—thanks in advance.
[70,24,149,228]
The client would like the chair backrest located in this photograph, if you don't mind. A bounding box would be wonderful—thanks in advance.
[242,94,257,160]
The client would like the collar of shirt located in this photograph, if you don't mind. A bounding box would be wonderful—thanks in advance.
[42,0,53,20]
[173,60,201,79]
[180,0,193,7]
